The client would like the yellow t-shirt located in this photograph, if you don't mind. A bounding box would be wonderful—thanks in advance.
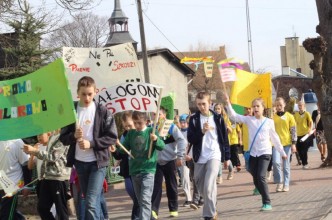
[294,111,312,136]
[273,112,296,146]
[241,123,249,151]
[228,123,240,145]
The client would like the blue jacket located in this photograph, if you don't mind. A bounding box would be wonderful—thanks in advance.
[187,110,230,163]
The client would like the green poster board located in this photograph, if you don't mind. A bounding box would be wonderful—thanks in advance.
[232,104,244,115]
[0,59,76,140]
[161,96,174,120]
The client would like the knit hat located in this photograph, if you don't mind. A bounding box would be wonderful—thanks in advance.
[179,114,188,122]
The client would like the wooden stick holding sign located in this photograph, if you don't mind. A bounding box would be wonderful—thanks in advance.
[116,142,135,159]
[148,88,163,159]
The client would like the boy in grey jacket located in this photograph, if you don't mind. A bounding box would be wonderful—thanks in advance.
[151,108,186,219]
[23,131,71,220]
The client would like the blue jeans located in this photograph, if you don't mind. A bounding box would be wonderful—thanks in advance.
[75,160,107,220]
[100,191,109,219]
[273,145,292,186]
[131,173,155,220]
[125,177,140,220]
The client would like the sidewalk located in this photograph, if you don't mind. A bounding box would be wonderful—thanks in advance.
[106,148,332,220]
[25,148,332,219]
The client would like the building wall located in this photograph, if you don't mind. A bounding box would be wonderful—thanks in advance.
[138,55,190,115]
[280,37,313,77]
[272,76,313,103]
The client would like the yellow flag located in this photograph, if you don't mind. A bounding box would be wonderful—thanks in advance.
[230,69,272,108]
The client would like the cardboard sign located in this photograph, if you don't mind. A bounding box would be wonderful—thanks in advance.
[0,59,76,140]
[158,119,174,137]
[63,43,143,99]
[0,170,19,196]
[95,82,162,114]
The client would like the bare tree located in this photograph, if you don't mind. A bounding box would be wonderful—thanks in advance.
[42,12,108,60]
[302,0,332,167]
[0,0,101,15]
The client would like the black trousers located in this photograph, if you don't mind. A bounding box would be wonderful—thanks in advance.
[0,190,25,220]
[37,179,69,220]
[249,154,272,205]
[230,144,241,167]
[296,136,310,166]
[151,160,178,214]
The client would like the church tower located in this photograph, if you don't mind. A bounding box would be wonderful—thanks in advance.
[104,0,138,51]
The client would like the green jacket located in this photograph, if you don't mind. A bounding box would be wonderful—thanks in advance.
[121,127,165,176]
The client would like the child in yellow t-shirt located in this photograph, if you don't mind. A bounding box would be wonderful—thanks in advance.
[228,121,242,176]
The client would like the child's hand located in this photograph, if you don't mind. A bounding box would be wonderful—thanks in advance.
[109,145,116,152]
[116,139,120,146]
[78,139,90,150]
[185,155,192,161]
[202,122,210,134]
[223,92,230,104]
[150,133,157,141]
[176,158,183,167]
[23,144,38,155]
[74,127,83,139]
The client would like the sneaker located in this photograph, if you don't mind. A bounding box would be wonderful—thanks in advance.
[169,211,178,217]
[227,171,234,180]
[253,188,260,195]
[190,202,199,210]
[213,212,218,220]
[198,200,204,208]
[217,176,223,184]
[183,201,191,207]
[303,165,310,170]
[236,166,242,172]
[266,171,272,181]
[152,210,158,219]
[283,186,289,192]
[261,204,272,211]
[276,183,283,192]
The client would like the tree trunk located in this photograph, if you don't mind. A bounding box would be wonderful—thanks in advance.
[315,0,332,166]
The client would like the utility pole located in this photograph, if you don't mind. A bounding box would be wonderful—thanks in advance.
[136,0,150,83]
[246,0,254,72]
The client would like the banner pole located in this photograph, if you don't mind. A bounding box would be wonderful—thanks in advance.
[116,142,135,159]
[148,88,163,159]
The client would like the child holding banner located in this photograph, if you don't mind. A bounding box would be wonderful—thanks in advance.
[224,93,287,211]
[187,91,230,220]
[120,111,165,220]
[0,139,30,220]
[110,111,140,220]
[60,76,118,220]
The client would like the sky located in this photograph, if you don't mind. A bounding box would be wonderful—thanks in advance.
[28,0,319,74]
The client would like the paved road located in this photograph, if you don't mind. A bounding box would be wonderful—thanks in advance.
[25,148,332,220]
[106,148,332,220]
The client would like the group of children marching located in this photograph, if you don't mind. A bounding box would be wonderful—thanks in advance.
[0,75,325,220]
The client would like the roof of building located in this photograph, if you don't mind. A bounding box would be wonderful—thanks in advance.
[137,48,195,76]
[105,32,137,47]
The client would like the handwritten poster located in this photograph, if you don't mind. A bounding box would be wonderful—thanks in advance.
[63,43,143,99]
[158,119,174,137]
[0,170,19,196]
[0,59,76,140]
[204,61,214,78]
[95,82,162,114]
